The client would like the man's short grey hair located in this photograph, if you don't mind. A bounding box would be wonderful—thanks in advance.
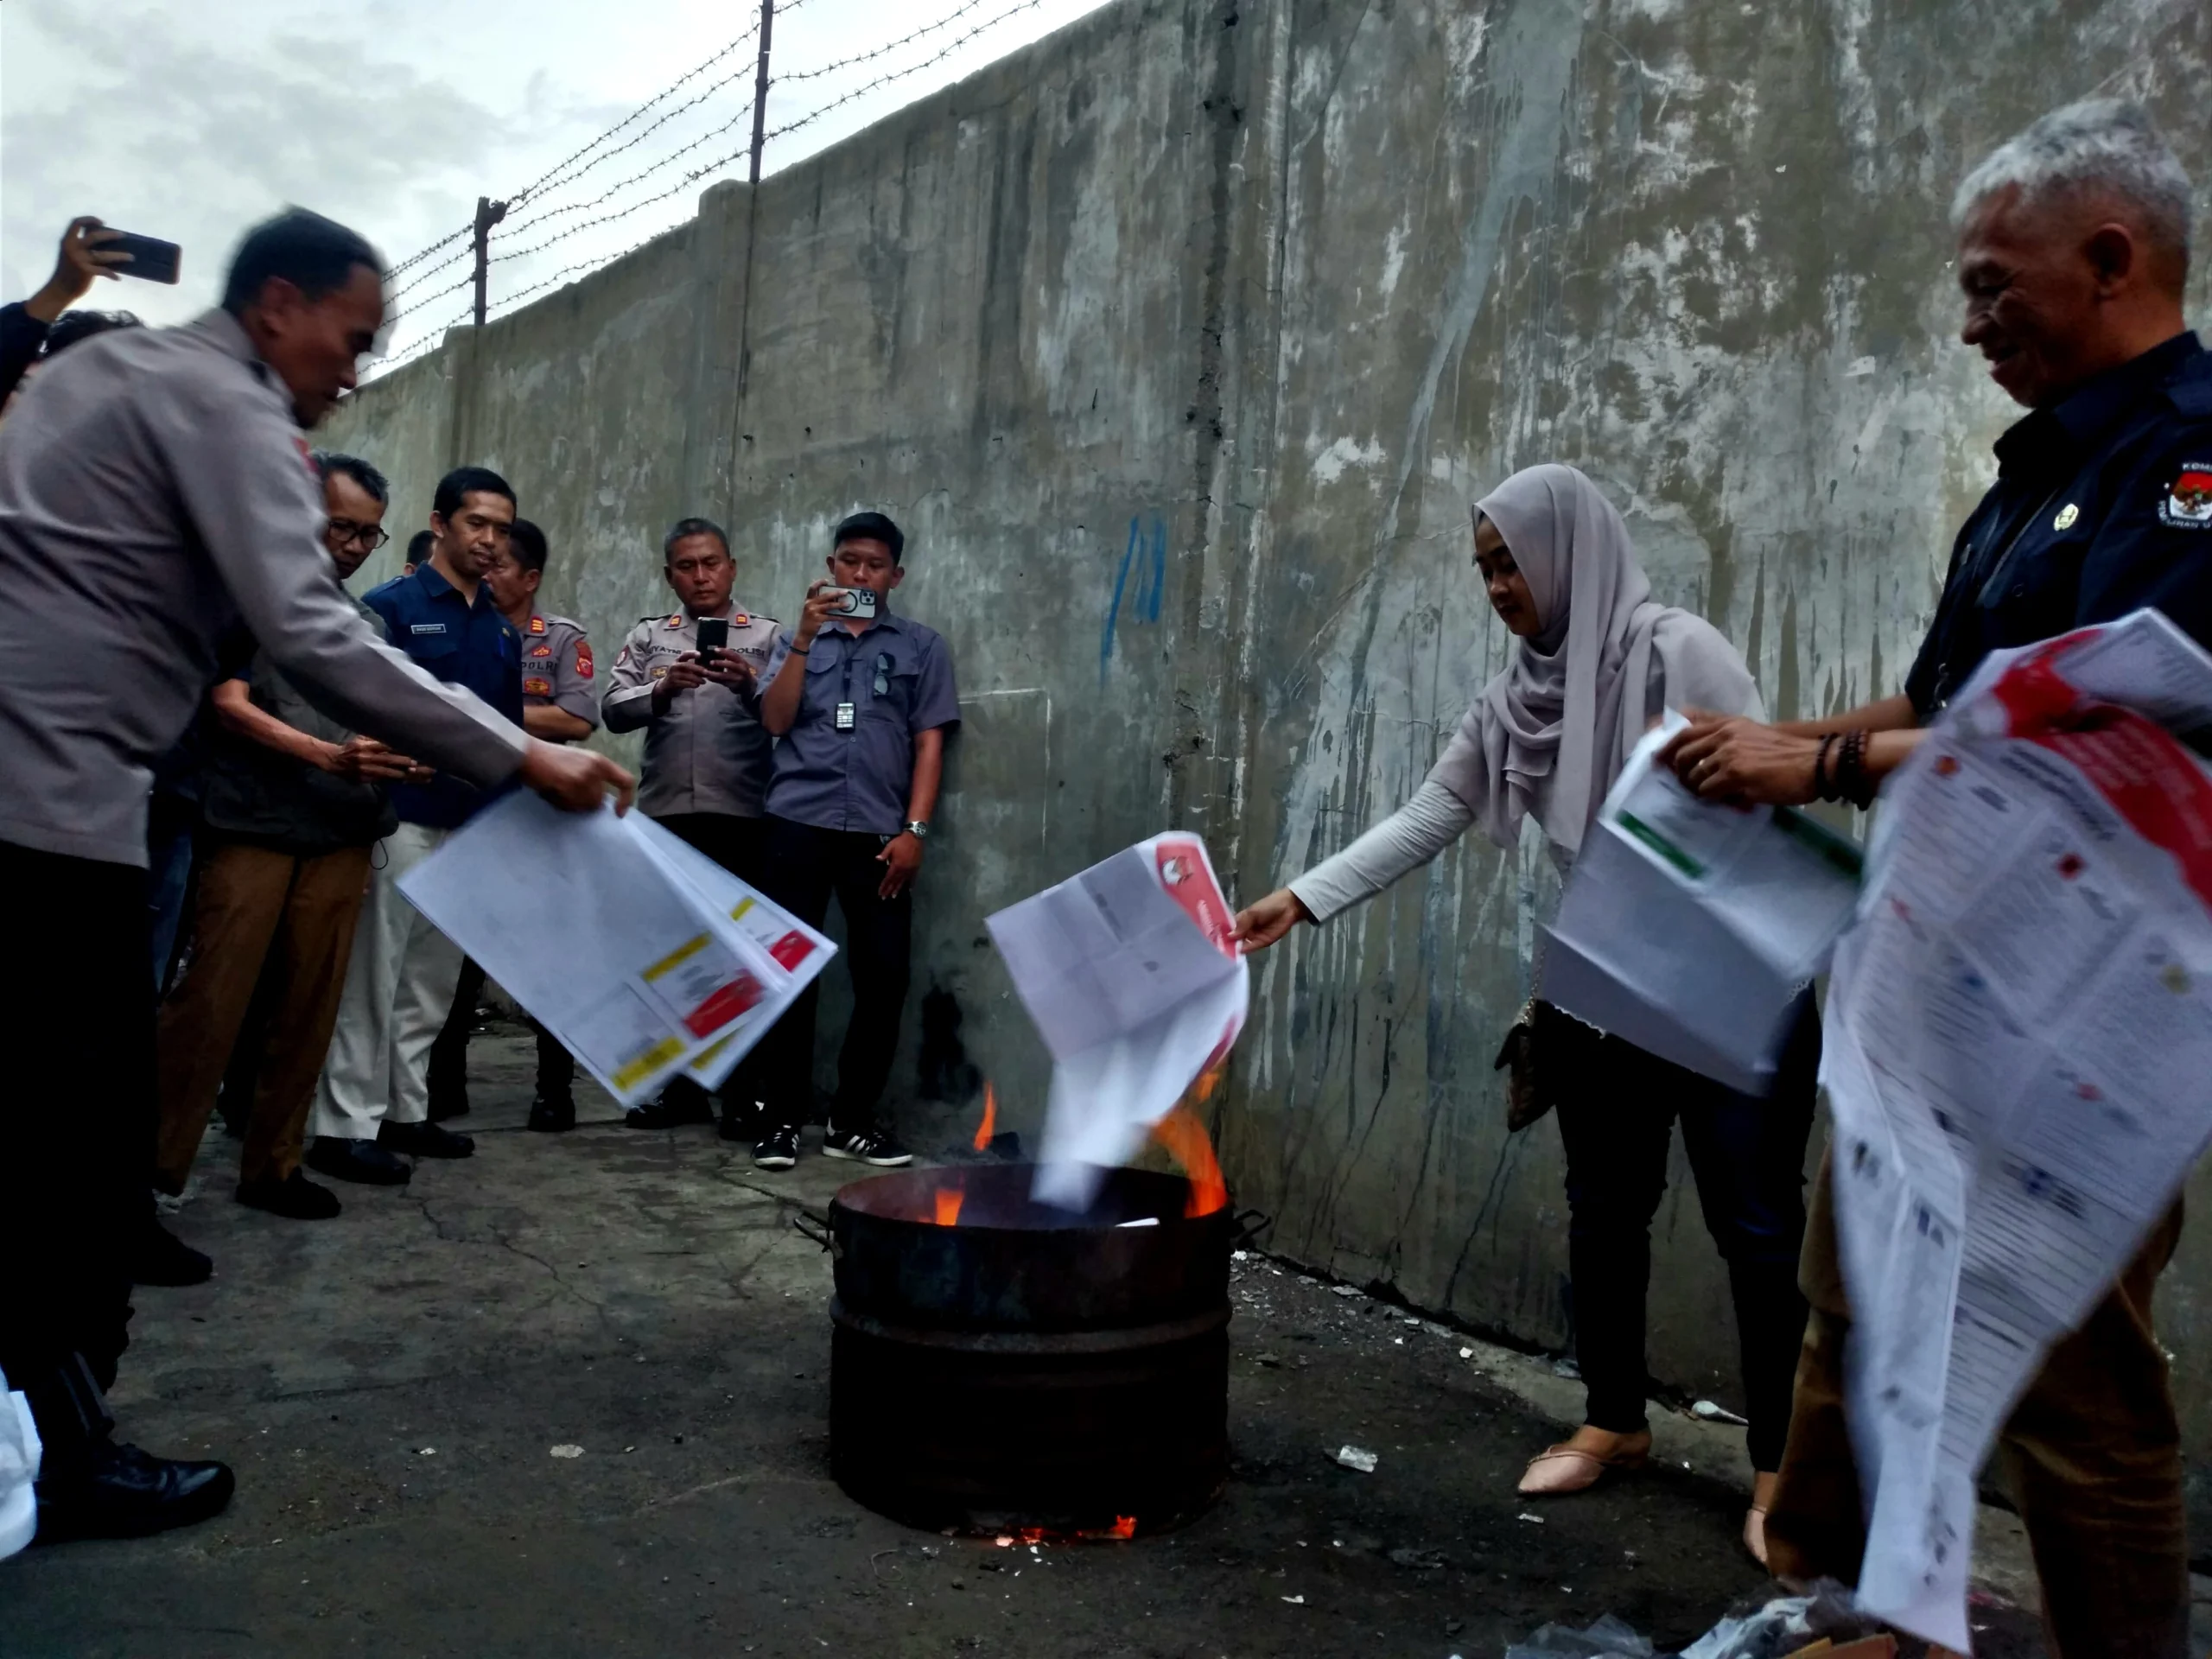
[1952,99,2192,265]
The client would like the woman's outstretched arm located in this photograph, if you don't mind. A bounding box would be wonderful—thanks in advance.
[1233,779,1476,951]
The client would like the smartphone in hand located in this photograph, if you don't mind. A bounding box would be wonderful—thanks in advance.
[102,232,182,285]
[694,616,729,663]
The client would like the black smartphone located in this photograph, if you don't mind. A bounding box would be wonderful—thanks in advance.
[695,617,729,662]
[100,231,182,285]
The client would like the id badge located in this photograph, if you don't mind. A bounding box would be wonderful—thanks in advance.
[835,701,856,731]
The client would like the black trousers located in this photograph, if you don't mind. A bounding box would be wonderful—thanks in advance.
[754,817,910,1135]
[429,958,575,1106]
[1547,1002,1818,1471]
[0,841,153,1462]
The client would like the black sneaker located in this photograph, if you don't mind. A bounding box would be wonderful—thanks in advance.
[130,1220,213,1287]
[624,1084,715,1131]
[305,1135,412,1185]
[822,1127,912,1167]
[236,1170,342,1220]
[526,1095,576,1134]
[378,1120,475,1159]
[35,1442,235,1541]
[753,1126,800,1171]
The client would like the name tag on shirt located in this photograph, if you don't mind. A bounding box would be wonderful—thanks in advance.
[410,623,448,636]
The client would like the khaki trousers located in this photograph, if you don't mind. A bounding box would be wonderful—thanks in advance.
[155,840,374,1190]
[1764,1146,2190,1659]
[310,822,462,1141]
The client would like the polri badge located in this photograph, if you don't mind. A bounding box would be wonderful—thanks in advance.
[2158,463,2212,529]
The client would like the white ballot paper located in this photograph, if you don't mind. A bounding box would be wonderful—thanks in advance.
[1824,609,2212,1650]
[399,793,833,1107]
[987,834,1247,1207]
[1541,712,1863,1093]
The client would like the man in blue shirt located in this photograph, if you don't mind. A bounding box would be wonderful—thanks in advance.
[750,512,959,1171]
[307,465,524,1183]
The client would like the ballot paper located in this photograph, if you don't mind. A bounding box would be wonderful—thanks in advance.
[627,814,837,1091]
[1541,713,1862,1093]
[398,793,833,1107]
[987,834,1247,1206]
[1823,609,2212,1650]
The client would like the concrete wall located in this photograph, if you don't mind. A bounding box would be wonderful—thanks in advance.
[327,0,2212,1477]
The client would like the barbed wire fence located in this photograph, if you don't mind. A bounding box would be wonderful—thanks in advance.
[370,0,1048,378]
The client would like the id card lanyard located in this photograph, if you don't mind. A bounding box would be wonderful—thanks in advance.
[833,640,893,731]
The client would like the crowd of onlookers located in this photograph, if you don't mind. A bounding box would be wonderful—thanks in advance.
[0,207,957,1544]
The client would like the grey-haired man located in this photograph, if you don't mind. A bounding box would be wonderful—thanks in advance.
[1666,99,2210,1656]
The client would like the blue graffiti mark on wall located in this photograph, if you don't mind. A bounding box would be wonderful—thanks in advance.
[1100,514,1168,685]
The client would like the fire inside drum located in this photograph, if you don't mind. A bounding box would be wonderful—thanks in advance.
[829,1164,1231,1536]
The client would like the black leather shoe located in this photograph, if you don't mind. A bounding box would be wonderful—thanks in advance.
[525,1095,575,1134]
[36,1442,235,1541]
[305,1135,412,1185]
[624,1085,715,1131]
[378,1119,474,1159]
[130,1220,212,1287]
[236,1170,342,1219]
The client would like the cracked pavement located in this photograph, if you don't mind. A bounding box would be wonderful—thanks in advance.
[0,1028,2066,1656]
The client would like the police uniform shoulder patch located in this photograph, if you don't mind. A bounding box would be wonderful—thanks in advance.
[2158,463,2212,529]
[528,614,547,634]
[664,613,686,629]
[575,641,594,678]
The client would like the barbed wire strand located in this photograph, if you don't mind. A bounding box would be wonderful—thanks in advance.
[763,0,1045,144]
[388,242,474,304]
[491,98,756,262]
[500,61,756,232]
[505,21,762,211]
[386,225,471,278]
[776,0,1013,86]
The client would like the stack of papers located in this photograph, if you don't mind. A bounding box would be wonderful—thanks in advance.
[1542,712,1862,1094]
[399,794,834,1108]
[1825,609,2212,1649]
[987,834,1247,1206]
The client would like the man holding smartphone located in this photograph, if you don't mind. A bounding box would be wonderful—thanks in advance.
[603,518,782,1132]
[748,511,959,1172]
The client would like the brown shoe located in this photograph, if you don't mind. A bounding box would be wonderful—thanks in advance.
[1516,1426,1651,1496]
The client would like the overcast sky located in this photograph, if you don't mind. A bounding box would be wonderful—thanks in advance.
[0,0,1111,368]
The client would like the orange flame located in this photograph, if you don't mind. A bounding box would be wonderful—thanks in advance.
[1106,1514,1137,1540]
[933,1187,964,1226]
[974,1082,998,1152]
[1149,1103,1229,1217]
[1192,1065,1225,1104]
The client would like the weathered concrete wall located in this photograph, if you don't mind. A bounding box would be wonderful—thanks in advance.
[327,0,2212,1479]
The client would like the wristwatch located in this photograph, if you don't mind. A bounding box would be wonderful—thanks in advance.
[904,821,931,841]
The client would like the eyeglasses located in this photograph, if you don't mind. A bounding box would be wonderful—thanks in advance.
[326,519,391,551]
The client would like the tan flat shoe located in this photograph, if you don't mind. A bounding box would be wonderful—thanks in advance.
[1745,1471,1779,1568]
[1516,1428,1651,1496]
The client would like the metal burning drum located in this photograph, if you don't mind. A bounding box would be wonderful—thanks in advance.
[828,1163,1231,1536]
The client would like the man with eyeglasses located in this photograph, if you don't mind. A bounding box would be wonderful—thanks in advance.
[151,450,423,1227]
[307,465,526,1184]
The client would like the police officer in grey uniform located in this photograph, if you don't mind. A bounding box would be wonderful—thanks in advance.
[604,516,780,1134]
[0,208,632,1542]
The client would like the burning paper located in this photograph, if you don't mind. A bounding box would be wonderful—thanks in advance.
[1826,610,2212,1649]
[987,834,1247,1206]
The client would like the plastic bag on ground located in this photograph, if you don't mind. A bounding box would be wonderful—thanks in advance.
[1678,1581,1886,1658]
[1503,1613,1656,1658]
[0,1366,42,1559]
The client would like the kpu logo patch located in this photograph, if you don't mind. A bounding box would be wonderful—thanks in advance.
[2159,462,2212,529]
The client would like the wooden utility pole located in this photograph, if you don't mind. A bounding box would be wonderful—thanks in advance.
[472,195,508,327]
[747,0,774,185]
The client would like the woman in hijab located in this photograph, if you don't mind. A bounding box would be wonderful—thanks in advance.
[1233,464,1815,1564]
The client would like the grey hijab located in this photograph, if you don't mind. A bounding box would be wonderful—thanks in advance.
[1428,464,1759,859]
